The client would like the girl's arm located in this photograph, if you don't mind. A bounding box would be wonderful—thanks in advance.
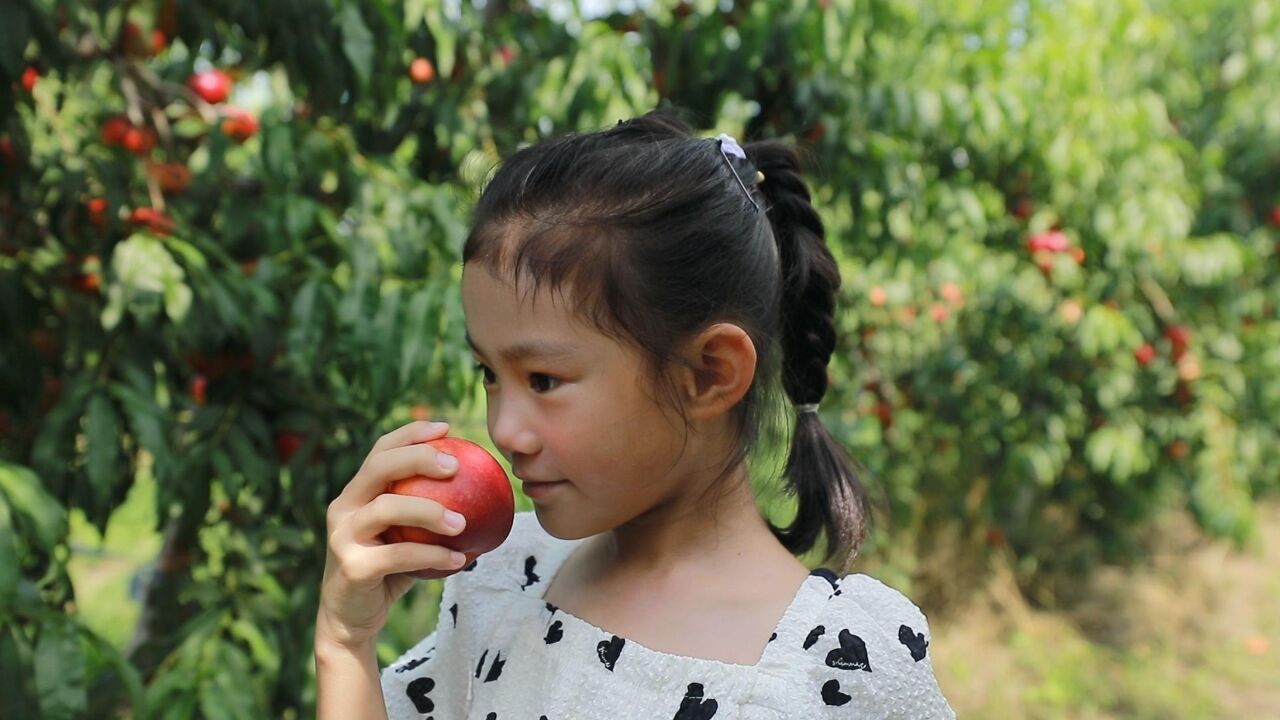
[314,634,390,720]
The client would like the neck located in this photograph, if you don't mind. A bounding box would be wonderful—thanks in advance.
[586,466,788,586]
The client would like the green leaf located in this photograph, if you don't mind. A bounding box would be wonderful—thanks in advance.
[340,3,375,90]
[0,624,38,717]
[84,393,120,511]
[0,499,18,611]
[0,460,67,555]
[35,619,87,720]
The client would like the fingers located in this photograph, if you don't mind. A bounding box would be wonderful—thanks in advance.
[346,492,467,545]
[338,439,460,511]
[338,540,468,586]
[364,420,450,468]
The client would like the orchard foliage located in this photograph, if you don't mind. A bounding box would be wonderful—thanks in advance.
[0,0,1277,717]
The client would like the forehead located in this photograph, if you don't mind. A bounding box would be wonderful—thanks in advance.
[461,264,589,358]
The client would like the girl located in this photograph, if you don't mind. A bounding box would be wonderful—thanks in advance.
[316,107,955,718]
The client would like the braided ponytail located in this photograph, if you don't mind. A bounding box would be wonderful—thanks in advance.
[746,139,871,572]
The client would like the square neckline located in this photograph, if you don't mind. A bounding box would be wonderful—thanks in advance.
[530,530,834,673]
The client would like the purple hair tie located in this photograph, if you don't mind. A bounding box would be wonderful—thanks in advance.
[715,133,761,212]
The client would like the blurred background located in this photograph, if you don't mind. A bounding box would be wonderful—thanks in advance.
[1,0,1278,717]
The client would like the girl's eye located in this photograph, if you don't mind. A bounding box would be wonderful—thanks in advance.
[473,362,561,393]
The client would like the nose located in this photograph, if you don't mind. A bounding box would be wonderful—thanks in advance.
[486,394,540,461]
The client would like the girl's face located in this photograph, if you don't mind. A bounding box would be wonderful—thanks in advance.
[461,264,700,540]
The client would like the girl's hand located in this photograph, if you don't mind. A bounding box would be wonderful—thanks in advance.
[316,420,469,651]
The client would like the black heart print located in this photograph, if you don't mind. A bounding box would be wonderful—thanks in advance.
[803,625,826,650]
[825,629,872,672]
[768,632,777,643]
[672,682,718,720]
[449,603,458,627]
[898,624,928,661]
[485,714,496,720]
[597,635,625,671]
[483,651,505,682]
[544,620,564,644]
[545,601,558,615]
[405,676,435,713]
[474,649,487,679]
[821,678,852,707]
[521,555,541,590]
[393,646,434,674]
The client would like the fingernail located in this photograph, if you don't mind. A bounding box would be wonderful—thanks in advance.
[450,551,467,567]
[439,453,457,470]
[444,510,466,531]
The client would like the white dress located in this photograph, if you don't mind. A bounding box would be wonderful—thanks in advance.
[380,512,955,719]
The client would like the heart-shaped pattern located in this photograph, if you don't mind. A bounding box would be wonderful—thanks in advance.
[544,620,564,644]
[521,555,541,590]
[448,602,458,627]
[898,624,928,661]
[393,646,434,674]
[405,676,435,713]
[820,678,852,706]
[597,635,625,671]
[483,651,505,682]
[672,682,719,719]
[824,629,872,672]
[803,624,826,651]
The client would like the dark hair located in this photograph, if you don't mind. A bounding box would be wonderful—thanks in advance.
[461,106,871,571]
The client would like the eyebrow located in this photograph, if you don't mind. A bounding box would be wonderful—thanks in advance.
[465,332,577,363]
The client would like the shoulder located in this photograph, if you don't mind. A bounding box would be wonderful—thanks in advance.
[791,571,954,718]
[827,572,933,644]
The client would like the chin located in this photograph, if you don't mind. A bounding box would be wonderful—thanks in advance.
[532,506,599,541]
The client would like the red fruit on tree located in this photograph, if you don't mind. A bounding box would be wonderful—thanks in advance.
[129,207,177,235]
[122,22,150,58]
[65,273,101,295]
[1069,246,1085,264]
[497,45,515,66]
[875,401,893,430]
[188,69,233,104]
[122,126,157,155]
[868,286,888,307]
[805,121,827,143]
[21,67,38,93]
[190,375,208,406]
[379,437,516,580]
[1135,343,1157,367]
[1166,440,1190,461]
[220,108,258,143]
[1164,324,1190,358]
[939,281,964,306]
[151,29,168,55]
[1027,230,1070,253]
[929,303,949,323]
[275,431,306,462]
[1269,206,1280,228]
[147,161,192,193]
[101,116,132,146]
[409,57,436,84]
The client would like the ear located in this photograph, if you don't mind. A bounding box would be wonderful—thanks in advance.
[678,323,758,421]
